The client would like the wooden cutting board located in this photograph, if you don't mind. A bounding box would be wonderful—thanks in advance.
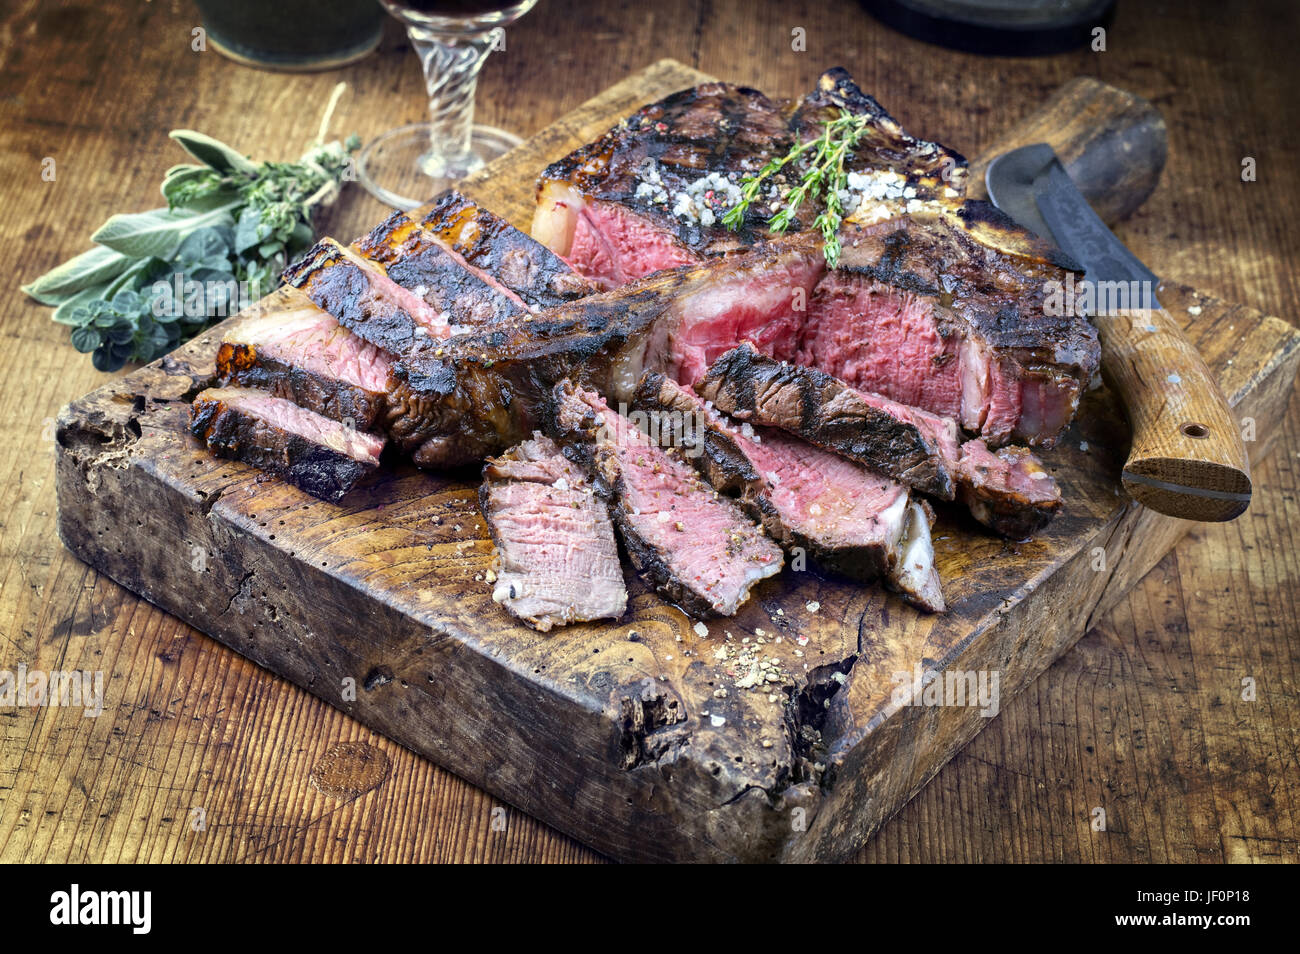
[53,60,1300,863]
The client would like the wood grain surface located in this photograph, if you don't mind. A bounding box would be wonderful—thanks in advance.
[2,0,1297,863]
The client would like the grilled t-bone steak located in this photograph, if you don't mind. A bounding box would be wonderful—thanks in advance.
[216,290,392,431]
[700,345,1062,537]
[480,433,627,631]
[190,387,385,502]
[533,68,966,287]
[632,372,944,611]
[549,381,783,617]
[384,203,1090,469]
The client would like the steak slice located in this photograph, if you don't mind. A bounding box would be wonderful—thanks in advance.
[480,433,627,631]
[189,387,384,502]
[632,373,944,611]
[216,292,391,431]
[533,68,965,286]
[956,439,1062,539]
[549,381,782,617]
[802,205,1098,447]
[420,191,596,310]
[696,345,955,499]
[282,236,456,355]
[354,210,527,328]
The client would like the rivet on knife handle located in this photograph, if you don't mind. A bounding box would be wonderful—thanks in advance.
[1095,306,1251,521]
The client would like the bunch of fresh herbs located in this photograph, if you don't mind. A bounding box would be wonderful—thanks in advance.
[22,128,359,372]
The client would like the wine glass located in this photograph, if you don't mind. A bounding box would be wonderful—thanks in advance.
[357,0,539,210]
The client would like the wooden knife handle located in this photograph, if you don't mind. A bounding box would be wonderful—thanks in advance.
[968,77,1167,226]
[1096,307,1251,521]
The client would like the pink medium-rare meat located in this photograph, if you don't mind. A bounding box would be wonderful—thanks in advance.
[480,433,627,631]
[216,294,392,430]
[696,344,956,499]
[664,243,825,386]
[565,199,702,290]
[819,205,1099,447]
[632,372,944,611]
[549,381,782,617]
[799,276,964,419]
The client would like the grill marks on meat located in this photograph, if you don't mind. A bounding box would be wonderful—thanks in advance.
[189,387,384,502]
[480,433,627,631]
[216,295,391,431]
[697,345,955,499]
[956,439,1062,539]
[632,373,944,611]
[421,191,596,309]
[282,236,455,355]
[533,68,966,286]
[550,381,782,617]
[354,211,526,327]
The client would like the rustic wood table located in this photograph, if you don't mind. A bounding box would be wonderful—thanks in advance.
[1,0,1296,864]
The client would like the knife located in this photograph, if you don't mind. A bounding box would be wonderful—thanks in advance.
[985,143,1251,522]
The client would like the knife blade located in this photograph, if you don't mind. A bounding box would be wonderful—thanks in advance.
[986,143,1251,521]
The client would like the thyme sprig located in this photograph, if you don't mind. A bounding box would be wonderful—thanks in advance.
[722,109,873,268]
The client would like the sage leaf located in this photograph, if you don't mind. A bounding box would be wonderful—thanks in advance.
[169,130,258,176]
[51,285,112,326]
[21,245,131,304]
[92,203,237,259]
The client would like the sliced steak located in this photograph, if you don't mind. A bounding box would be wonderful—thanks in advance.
[216,293,391,431]
[956,439,1062,539]
[282,236,456,355]
[480,433,627,631]
[354,211,526,328]
[533,68,965,286]
[696,344,955,499]
[189,387,384,502]
[803,205,1098,447]
[385,240,824,468]
[420,190,596,310]
[549,381,782,617]
[632,373,949,613]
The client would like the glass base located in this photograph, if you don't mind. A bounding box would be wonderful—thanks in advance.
[356,122,523,210]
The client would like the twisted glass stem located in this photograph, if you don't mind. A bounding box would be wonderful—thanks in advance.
[408,25,504,180]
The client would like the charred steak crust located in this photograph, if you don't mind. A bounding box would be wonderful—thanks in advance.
[547,381,782,618]
[355,210,525,326]
[697,345,956,500]
[535,68,967,257]
[282,238,435,357]
[189,391,378,503]
[421,191,595,309]
[216,342,386,432]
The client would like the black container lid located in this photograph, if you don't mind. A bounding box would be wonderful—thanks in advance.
[862,0,1118,56]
